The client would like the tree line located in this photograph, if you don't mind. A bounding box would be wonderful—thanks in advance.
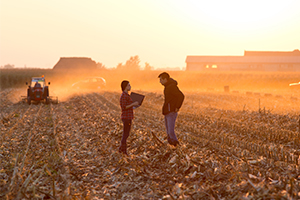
[1,55,154,70]
[115,55,153,71]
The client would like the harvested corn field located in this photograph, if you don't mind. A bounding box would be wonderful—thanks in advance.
[1,89,300,199]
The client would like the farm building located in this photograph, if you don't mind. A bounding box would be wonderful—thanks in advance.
[186,49,300,71]
[53,57,97,71]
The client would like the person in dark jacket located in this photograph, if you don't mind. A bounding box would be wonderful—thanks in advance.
[158,72,184,146]
[119,80,139,155]
[34,81,41,88]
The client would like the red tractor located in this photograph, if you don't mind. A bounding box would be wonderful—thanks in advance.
[22,76,58,105]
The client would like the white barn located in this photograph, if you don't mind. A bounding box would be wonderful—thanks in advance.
[186,50,300,71]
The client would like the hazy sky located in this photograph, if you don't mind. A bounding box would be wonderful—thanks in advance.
[1,0,300,69]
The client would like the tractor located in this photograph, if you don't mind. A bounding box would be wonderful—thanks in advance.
[22,76,58,105]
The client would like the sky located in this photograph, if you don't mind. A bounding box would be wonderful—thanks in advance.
[1,0,300,69]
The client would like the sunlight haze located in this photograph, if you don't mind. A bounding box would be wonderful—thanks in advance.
[1,0,300,69]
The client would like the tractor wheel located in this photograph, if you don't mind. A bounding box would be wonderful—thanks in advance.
[46,97,50,104]
[44,86,49,97]
[27,97,31,105]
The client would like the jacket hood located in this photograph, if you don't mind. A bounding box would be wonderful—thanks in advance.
[164,78,178,87]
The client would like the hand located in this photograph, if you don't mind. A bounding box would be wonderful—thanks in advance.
[133,101,139,106]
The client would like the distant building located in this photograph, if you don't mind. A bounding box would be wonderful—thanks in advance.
[53,57,97,71]
[186,49,300,71]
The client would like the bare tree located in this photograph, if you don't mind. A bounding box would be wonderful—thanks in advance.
[144,62,153,71]
[97,62,106,70]
[2,64,15,69]
[125,55,141,70]
[116,55,141,70]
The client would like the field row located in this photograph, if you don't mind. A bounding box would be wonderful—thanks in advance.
[1,89,300,199]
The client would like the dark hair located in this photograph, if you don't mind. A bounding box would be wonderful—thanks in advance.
[158,72,170,80]
[121,80,129,91]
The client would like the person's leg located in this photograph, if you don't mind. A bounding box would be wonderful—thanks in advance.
[119,119,132,154]
[165,112,178,145]
[164,115,170,141]
[121,119,131,144]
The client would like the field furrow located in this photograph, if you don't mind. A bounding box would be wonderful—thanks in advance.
[1,89,300,199]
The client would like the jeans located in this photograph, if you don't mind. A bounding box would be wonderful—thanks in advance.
[120,119,132,147]
[164,112,178,142]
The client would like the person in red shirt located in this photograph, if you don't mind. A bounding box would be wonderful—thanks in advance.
[119,80,139,155]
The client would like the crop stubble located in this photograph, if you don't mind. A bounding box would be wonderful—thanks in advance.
[1,89,300,199]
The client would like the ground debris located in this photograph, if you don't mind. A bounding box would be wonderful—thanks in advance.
[1,90,300,199]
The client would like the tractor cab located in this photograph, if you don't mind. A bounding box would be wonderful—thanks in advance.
[28,77,48,95]
[22,75,57,105]
[30,78,46,88]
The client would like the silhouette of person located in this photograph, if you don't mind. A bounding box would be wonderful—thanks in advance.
[119,80,139,155]
[34,82,41,88]
[158,72,184,147]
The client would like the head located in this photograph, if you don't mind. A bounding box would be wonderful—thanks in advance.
[158,72,170,85]
[121,80,131,92]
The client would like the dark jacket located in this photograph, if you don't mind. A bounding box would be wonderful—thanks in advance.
[162,78,184,115]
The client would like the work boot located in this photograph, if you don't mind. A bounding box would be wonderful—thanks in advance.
[168,138,179,147]
[173,140,180,147]
[118,143,128,155]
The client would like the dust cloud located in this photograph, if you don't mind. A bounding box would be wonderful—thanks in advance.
[2,68,300,114]
[45,70,299,113]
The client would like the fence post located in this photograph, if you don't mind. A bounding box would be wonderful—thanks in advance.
[224,86,229,93]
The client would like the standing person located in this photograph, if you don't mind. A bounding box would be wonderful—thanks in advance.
[119,80,139,155]
[158,72,184,146]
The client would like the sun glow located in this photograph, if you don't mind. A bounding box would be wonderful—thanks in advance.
[1,0,299,69]
[169,0,293,35]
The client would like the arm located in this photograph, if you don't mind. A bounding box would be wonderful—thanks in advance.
[171,86,185,111]
[125,101,139,109]
[120,95,139,110]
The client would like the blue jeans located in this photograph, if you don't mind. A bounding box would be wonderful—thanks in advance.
[164,112,178,142]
